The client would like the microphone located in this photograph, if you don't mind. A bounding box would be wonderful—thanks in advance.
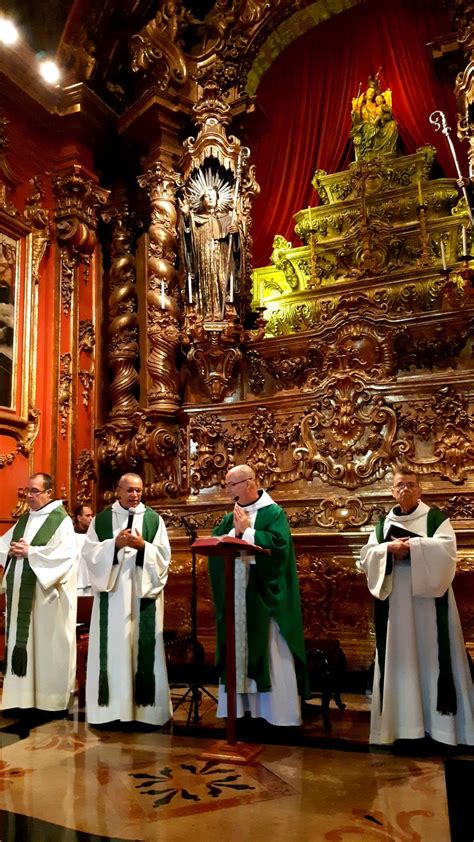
[126,508,136,531]
[234,495,240,503]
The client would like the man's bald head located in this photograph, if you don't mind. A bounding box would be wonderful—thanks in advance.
[224,464,258,505]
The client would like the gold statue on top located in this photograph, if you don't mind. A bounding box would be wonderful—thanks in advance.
[351,73,399,161]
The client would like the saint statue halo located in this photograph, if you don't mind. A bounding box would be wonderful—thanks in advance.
[186,168,233,212]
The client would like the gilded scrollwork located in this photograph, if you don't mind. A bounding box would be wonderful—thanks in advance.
[59,354,73,439]
[0,407,40,469]
[74,449,96,506]
[270,234,298,289]
[184,320,243,402]
[78,366,94,409]
[295,373,399,488]
[130,412,179,498]
[443,495,474,520]
[394,386,474,483]
[188,413,232,492]
[23,176,51,283]
[287,497,385,531]
[78,320,95,353]
[54,168,108,318]
[131,2,193,88]
[394,321,472,371]
[59,252,77,317]
[96,421,137,472]
[246,348,265,395]
[231,406,303,485]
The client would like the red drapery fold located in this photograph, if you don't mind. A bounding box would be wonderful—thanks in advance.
[248,0,461,267]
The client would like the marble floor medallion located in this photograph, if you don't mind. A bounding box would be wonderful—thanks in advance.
[129,756,296,819]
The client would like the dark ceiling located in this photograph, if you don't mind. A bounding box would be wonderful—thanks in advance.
[1,0,74,55]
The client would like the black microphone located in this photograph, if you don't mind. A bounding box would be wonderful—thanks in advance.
[234,495,240,503]
[126,508,136,530]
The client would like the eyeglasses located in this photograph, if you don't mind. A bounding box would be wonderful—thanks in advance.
[118,487,143,494]
[25,487,48,496]
[224,478,250,488]
[393,482,418,491]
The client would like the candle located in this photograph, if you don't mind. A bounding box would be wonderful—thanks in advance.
[187,273,192,304]
[462,226,467,256]
[229,272,233,304]
[417,179,423,206]
[259,283,263,309]
[440,238,447,270]
[161,280,165,309]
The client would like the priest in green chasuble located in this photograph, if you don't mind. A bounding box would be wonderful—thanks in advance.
[0,472,77,712]
[359,465,474,746]
[82,473,172,727]
[209,464,310,726]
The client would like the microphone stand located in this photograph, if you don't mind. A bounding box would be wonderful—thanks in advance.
[172,515,217,726]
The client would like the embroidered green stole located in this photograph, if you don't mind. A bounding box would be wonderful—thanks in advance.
[94,507,161,708]
[374,506,457,716]
[5,506,68,677]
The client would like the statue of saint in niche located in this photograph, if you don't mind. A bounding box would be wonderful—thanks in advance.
[351,75,398,161]
[179,170,242,320]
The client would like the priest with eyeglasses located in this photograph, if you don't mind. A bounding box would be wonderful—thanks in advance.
[209,464,310,727]
[359,464,473,747]
[0,472,77,715]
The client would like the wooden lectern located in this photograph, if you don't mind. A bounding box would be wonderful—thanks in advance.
[191,536,270,764]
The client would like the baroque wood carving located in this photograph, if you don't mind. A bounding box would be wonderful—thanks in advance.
[137,163,182,412]
[394,386,474,482]
[102,203,140,418]
[75,449,97,506]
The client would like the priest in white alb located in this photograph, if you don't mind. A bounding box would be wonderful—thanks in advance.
[359,464,474,746]
[82,472,172,727]
[0,472,77,713]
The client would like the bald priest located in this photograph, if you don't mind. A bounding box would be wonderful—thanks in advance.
[209,464,310,726]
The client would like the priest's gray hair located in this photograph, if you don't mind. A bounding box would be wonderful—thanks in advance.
[391,464,420,481]
[117,472,143,487]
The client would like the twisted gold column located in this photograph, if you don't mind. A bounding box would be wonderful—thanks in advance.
[102,204,140,418]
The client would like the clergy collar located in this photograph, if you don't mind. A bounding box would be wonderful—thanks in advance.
[393,502,420,517]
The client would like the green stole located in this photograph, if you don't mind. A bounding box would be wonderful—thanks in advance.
[94,507,161,708]
[5,506,68,678]
[374,506,457,716]
[209,504,310,701]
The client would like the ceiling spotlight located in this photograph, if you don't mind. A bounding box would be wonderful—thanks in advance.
[38,59,61,86]
[0,17,19,45]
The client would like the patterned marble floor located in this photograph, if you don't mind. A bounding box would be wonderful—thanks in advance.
[0,712,462,842]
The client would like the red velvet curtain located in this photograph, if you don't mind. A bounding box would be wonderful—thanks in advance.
[248,0,461,267]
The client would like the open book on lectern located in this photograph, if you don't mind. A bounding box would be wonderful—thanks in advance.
[191,536,270,555]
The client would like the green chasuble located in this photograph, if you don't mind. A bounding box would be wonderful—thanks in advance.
[209,503,310,700]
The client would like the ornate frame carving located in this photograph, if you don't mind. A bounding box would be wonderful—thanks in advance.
[0,208,38,466]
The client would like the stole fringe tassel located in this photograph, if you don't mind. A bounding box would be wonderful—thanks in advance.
[135,670,155,707]
[11,645,28,677]
[98,671,109,707]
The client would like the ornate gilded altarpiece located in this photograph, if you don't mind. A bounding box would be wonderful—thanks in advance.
[84,0,474,673]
